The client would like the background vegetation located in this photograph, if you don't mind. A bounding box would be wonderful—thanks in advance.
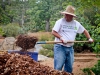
[83,60,100,75]
[0,0,100,56]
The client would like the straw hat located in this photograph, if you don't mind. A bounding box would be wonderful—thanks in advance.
[61,5,76,17]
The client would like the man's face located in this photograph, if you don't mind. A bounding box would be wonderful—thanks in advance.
[65,14,74,22]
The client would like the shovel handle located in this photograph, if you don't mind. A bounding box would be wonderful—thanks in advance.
[36,41,89,44]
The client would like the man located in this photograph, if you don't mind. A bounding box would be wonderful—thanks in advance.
[52,5,93,74]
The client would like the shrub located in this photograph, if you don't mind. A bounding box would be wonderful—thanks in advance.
[2,23,22,37]
[39,44,54,58]
[39,49,54,57]
[0,27,4,36]
[42,44,54,50]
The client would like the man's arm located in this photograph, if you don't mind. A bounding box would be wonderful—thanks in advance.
[52,30,68,43]
[83,29,93,42]
[83,29,91,39]
[52,30,61,39]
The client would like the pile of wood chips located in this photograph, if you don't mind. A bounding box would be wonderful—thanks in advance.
[15,34,38,51]
[0,53,70,75]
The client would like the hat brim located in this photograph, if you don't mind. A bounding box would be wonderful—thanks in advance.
[61,11,77,17]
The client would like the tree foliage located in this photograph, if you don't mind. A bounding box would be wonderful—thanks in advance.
[0,0,100,52]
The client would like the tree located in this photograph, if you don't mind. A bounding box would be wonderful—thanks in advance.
[28,0,65,31]
[0,0,29,26]
[0,0,12,25]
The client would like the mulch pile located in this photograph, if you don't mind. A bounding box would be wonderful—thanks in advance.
[15,34,38,51]
[0,53,70,75]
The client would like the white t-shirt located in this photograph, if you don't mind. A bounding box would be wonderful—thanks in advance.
[52,18,85,47]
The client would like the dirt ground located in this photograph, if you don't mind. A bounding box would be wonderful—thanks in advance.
[39,56,98,75]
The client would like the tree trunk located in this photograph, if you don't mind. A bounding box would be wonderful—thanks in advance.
[45,19,50,32]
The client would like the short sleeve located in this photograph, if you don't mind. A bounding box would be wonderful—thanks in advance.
[77,22,85,34]
[52,20,61,32]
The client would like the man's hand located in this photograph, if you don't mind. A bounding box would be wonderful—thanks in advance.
[88,38,94,43]
[60,37,67,44]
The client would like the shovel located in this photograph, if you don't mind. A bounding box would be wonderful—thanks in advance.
[36,41,89,44]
